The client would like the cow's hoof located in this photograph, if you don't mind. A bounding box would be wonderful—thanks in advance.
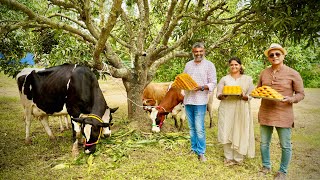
[25,138,32,145]
[49,136,56,141]
[72,145,79,157]
[152,126,160,133]
[72,150,79,158]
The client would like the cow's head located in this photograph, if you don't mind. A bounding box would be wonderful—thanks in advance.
[149,106,168,132]
[142,99,156,113]
[143,99,156,107]
[71,107,118,154]
[101,107,119,137]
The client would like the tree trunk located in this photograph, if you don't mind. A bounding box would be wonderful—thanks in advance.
[123,79,145,120]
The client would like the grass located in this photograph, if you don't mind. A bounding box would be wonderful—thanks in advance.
[0,72,319,180]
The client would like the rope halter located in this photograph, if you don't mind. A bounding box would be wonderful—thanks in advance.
[84,114,104,147]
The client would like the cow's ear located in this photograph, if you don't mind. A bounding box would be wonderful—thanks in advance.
[71,117,85,123]
[99,123,113,127]
[110,107,119,113]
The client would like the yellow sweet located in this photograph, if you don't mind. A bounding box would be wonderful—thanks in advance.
[172,73,198,90]
[250,86,283,100]
[222,86,242,95]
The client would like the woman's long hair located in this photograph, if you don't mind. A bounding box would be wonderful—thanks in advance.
[228,57,244,74]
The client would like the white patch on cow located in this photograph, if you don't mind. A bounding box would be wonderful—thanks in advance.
[84,124,92,142]
[85,149,91,154]
[150,108,160,132]
[102,108,111,135]
[66,79,71,90]
[72,120,81,133]
[102,109,111,123]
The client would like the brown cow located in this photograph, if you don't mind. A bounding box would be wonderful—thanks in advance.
[150,88,215,132]
[149,87,186,132]
[142,82,172,107]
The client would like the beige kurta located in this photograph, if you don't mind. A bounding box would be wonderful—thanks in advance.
[258,65,305,128]
[217,75,255,158]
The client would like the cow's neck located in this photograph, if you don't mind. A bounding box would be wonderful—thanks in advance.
[90,89,107,117]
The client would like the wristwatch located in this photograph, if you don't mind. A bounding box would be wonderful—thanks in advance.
[201,86,205,91]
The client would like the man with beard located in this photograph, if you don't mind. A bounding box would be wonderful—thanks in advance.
[183,42,217,162]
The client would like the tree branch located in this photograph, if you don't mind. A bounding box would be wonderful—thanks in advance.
[49,0,81,12]
[0,0,97,44]
[149,50,189,73]
[48,13,86,29]
[92,0,122,70]
[148,0,178,53]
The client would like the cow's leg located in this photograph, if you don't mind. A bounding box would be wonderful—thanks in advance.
[71,120,81,157]
[58,116,65,132]
[25,107,32,144]
[64,115,70,130]
[172,114,179,128]
[171,106,180,129]
[179,106,186,131]
[72,139,79,157]
[208,109,215,128]
[208,93,215,128]
[40,116,55,140]
[209,114,213,128]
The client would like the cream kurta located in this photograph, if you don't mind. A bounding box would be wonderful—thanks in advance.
[217,75,255,158]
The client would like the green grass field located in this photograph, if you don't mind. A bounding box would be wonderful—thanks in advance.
[0,72,319,180]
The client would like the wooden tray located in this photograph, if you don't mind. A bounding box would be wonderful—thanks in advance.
[251,95,283,101]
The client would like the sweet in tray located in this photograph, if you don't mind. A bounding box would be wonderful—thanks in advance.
[171,73,198,90]
[250,85,284,101]
[222,86,242,95]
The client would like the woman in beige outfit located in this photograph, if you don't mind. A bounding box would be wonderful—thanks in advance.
[217,57,255,166]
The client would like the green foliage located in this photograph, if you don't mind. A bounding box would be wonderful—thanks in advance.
[0,57,28,78]
[251,0,320,46]
[154,58,187,82]
[38,30,94,66]
[285,44,320,88]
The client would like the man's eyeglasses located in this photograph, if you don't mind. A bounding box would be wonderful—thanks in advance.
[268,52,282,58]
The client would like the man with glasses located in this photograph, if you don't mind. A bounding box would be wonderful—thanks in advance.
[257,43,305,180]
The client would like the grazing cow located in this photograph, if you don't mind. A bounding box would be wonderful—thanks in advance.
[150,89,215,132]
[149,87,186,132]
[21,64,118,155]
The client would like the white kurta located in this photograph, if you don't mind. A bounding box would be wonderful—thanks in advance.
[217,74,255,158]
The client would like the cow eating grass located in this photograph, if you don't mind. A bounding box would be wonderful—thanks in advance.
[19,64,118,156]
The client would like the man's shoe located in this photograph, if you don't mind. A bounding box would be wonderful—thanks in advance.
[198,154,207,162]
[274,172,286,180]
[259,166,271,176]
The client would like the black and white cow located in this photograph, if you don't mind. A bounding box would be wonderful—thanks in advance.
[17,68,70,144]
[21,64,118,155]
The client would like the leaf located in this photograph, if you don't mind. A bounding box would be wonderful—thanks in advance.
[52,163,70,170]
[87,154,94,167]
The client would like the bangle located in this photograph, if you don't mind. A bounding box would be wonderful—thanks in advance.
[201,86,205,91]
